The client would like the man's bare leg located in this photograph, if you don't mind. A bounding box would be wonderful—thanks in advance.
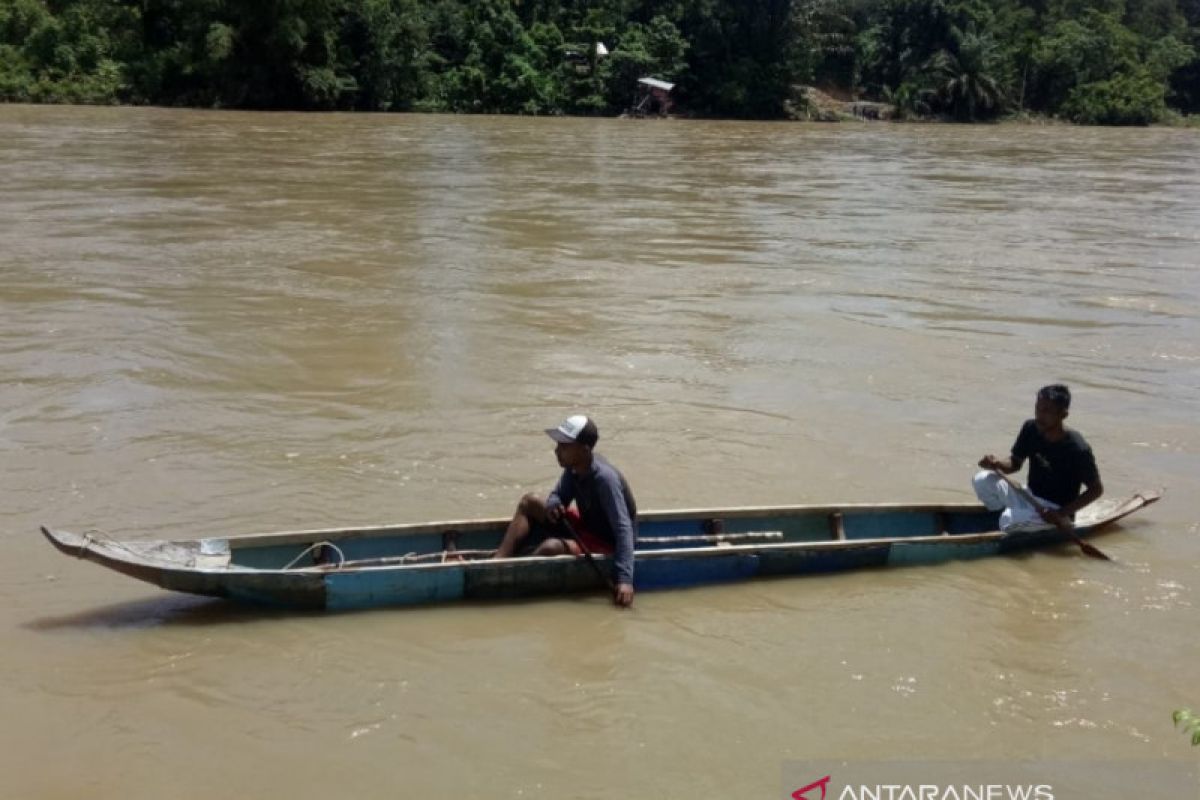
[533,538,580,556]
[493,494,548,558]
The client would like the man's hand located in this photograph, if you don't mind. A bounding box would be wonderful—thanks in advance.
[1039,507,1072,532]
[614,583,634,608]
[979,454,1003,470]
[545,503,564,524]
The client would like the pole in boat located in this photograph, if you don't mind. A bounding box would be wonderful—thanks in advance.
[557,515,617,595]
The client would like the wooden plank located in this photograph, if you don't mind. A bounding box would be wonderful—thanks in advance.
[638,531,782,545]
[829,512,846,541]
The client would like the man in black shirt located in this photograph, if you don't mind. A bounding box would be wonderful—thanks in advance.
[975,384,1104,532]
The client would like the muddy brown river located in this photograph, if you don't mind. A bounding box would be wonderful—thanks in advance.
[1,105,1197,798]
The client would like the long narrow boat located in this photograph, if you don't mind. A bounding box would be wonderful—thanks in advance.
[41,491,1160,610]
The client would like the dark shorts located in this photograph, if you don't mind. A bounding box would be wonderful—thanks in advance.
[523,508,614,556]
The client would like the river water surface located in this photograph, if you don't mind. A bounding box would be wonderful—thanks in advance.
[1,106,1198,798]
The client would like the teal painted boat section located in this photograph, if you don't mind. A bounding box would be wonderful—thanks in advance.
[636,554,761,589]
[886,539,1001,566]
[327,566,465,609]
[757,543,891,575]
[844,512,939,540]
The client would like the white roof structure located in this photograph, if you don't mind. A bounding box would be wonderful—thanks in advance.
[637,77,675,92]
[595,42,609,56]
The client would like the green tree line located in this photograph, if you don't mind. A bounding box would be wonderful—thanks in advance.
[1,0,1197,123]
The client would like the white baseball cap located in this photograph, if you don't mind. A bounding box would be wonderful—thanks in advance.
[545,414,598,446]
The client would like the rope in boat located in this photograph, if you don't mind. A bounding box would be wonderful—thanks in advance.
[281,541,346,571]
[302,549,502,570]
[78,528,173,564]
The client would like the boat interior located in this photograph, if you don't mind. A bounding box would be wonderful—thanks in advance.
[223,504,1005,571]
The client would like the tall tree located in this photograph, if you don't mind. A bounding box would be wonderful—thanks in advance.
[926,26,1007,119]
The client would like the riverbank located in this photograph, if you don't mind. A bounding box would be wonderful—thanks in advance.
[786,86,1200,127]
[8,96,1197,130]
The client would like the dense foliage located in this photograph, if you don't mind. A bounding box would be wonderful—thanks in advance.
[1,0,1197,123]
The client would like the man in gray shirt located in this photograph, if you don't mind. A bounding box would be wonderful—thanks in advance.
[493,415,638,607]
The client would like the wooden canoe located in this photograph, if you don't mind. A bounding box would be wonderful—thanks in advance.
[41,491,1160,610]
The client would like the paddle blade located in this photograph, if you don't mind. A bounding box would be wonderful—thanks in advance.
[1077,540,1112,561]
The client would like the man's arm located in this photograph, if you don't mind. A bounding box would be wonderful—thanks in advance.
[1059,479,1104,516]
[1039,478,1102,531]
[1059,451,1103,517]
[596,478,636,607]
[546,471,575,522]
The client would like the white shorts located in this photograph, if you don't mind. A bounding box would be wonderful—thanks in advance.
[972,470,1060,532]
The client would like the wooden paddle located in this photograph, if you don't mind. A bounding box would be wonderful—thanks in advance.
[992,469,1111,561]
[557,514,617,594]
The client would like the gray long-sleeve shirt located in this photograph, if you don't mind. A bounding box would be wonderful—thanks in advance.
[546,454,638,584]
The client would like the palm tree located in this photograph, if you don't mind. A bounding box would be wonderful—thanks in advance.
[883,81,935,120]
[925,27,1005,121]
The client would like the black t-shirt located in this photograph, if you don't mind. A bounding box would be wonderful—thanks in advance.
[1010,420,1101,506]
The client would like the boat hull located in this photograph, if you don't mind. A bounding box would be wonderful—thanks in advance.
[41,491,1161,610]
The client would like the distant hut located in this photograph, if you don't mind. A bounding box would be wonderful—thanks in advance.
[631,77,675,117]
